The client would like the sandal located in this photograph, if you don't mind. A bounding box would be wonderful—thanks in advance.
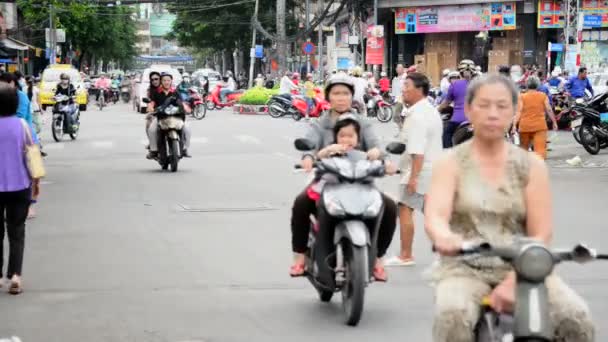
[373,265,388,282]
[289,262,306,277]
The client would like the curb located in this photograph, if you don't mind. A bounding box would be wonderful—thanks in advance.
[233,104,269,115]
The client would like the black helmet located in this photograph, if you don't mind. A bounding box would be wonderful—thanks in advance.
[159,72,173,79]
[324,74,355,100]
[60,73,70,81]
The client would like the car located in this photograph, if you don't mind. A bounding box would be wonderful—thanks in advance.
[40,64,89,111]
[192,68,222,92]
[133,65,182,113]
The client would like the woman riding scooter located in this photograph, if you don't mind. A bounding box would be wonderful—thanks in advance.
[289,74,398,281]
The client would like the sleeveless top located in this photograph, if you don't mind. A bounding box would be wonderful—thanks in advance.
[429,141,530,285]
[519,91,548,133]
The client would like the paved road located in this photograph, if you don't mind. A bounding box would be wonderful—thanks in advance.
[1,103,608,341]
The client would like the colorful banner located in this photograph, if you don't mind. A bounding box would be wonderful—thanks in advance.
[395,3,516,34]
[365,25,384,65]
[538,0,565,28]
[581,0,608,28]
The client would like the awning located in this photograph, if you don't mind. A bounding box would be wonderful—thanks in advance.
[380,0,524,8]
[7,38,40,50]
[1,38,28,51]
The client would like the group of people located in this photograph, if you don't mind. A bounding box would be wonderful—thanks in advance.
[287,62,594,340]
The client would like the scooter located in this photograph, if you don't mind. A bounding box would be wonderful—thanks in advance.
[290,89,330,121]
[293,138,406,326]
[450,239,607,341]
[187,87,206,120]
[111,83,120,104]
[365,88,393,123]
[205,84,244,110]
[143,97,186,172]
[51,94,80,142]
[121,85,131,103]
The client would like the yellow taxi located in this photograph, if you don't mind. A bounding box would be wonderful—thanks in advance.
[40,64,89,111]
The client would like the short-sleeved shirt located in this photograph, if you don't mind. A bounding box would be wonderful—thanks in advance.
[446,79,469,123]
[399,98,444,193]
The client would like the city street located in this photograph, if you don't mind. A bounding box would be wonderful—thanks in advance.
[1,103,608,342]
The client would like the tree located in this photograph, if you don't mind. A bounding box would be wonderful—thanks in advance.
[17,0,138,70]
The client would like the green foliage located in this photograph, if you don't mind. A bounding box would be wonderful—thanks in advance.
[17,0,138,67]
[237,86,279,105]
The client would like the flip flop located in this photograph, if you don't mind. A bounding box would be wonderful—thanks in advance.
[373,265,388,282]
[289,263,306,277]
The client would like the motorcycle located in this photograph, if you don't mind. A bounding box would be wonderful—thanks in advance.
[120,85,131,103]
[51,94,80,142]
[549,87,572,130]
[290,89,330,121]
[205,84,244,110]
[449,239,607,341]
[110,84,120,104]
[576,92,608,155]
[293,138,406,326]
[187,87,206,120]
[97,87,110,111]
[143,97,186,172]
[365,88,393,123]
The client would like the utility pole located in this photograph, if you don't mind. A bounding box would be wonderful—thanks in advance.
[49,3,55,65]
[305,0,310,76]
[317,0,323,82]
[248,0,260,88]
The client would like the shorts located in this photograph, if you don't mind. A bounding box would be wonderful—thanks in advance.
[398,187,425,211]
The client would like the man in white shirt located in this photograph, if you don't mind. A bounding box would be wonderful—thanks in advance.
[384,72,443,267]
[279,71,298,95]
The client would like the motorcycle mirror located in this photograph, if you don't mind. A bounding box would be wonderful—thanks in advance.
[386,142,406,154]
[142,98,150,104]
[294,138,315,151]
[571,243,596,263]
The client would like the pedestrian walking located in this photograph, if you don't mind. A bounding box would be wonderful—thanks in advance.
[512,76,557,160]
[0,82,43,295]
[384,72,443,267]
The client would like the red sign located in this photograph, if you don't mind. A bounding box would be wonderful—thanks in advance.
[366,25,385,65]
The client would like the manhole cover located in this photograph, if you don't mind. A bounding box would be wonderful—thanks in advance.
[177,204,276,213]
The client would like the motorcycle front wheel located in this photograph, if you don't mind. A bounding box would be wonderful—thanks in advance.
[169,139,180,172]
[342,243,367,326]
[376,106,393,123]
[52,115,63,142]
[580,124,600,155]
[205,100,216,111]
[193,104,207,120]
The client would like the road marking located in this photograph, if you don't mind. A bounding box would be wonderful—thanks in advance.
[90,140,114,149]
[234,134,261,145]
[43,143,65,150]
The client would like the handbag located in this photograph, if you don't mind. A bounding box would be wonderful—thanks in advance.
[19,119,46,179]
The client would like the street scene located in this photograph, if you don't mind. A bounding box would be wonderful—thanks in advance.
[1,0,608,341]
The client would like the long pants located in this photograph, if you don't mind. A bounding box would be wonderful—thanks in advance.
[147,118,191,152]
[519,130,548,159]
[0,188,31,279]
[443,121,460,148]
[220,89,234,102]
[290,189,397,258]
[432,275,594,342]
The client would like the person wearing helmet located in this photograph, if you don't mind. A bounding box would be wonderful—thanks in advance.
[146,72,192,159]
[55,73,78,131]
[548,69,565,88]
[289,74,398,281]
[292,72,300,86]
[351,66,369,115]
[279,70,298,96]
[220,72,237,103]
[177,73,192,102]
[438,59,476,148]
[94,73,111,103]
[379,71,390,95]
[440,69,451,98]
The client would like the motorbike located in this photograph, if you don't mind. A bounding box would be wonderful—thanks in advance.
[549,87,572,130]
[448,239,607,342]
[110,84,120,104]
[205,84,244,110]
[293,138,406,326]
[365,88,393,123]
[267,94,293,118]
[290,89,330,121]
[97,87,110,111]
[120,85,131,103]
[575,92,608,155]
[143,96,186,172]
[51,94,80,142]
[187,87,207,120]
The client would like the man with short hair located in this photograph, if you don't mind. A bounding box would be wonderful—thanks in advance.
[566,67,594,99]
[392,64,407,132]
[384,72,443,267]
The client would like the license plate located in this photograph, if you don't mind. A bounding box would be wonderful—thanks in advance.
[572,118,582,127]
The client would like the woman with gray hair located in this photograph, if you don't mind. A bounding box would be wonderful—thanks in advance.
[425,74,593,341]
[512,75,557,160]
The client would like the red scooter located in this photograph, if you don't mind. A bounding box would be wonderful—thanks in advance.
[291,88,330,121]
[205,84,244,110]
[187,87,206,120]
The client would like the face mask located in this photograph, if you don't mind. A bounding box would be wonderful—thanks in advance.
[18,79,26,88]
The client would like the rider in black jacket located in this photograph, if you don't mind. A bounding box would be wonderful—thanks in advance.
[54,73,78,130]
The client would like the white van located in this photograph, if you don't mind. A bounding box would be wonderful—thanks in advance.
[133,65,182,113]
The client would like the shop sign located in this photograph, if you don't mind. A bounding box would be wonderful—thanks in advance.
[538,0,565,29]
[395,3,516,34]
[584,15,603,27]
[337,57,354,70]
[366,25,384,65]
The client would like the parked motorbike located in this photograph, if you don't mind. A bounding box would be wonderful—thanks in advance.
[51,94,80,142]
[576,92,608,155]
[205,84,244,110]
[120,85,131,103]
[365,88,393,123]
[143,97,186,172]
[293,138,406,326]
[448,239,607,341]
[187,87,206,120]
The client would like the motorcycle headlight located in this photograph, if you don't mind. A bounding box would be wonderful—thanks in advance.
[164,106,179,115]
[363,198,382,218]
[324,197,345,217]
[513,244,555,282]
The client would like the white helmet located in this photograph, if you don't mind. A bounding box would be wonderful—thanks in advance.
[380,71,387,77]
[182,72,190,77]
[442,69,450,77]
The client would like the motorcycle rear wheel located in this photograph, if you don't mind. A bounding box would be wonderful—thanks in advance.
[572,126,582,144]
[342,244,367,326]
[205,100,216,111]
[376,106,393,123]
[580,124,600,155]
[268,100,284,118]
[292,111,303,121]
